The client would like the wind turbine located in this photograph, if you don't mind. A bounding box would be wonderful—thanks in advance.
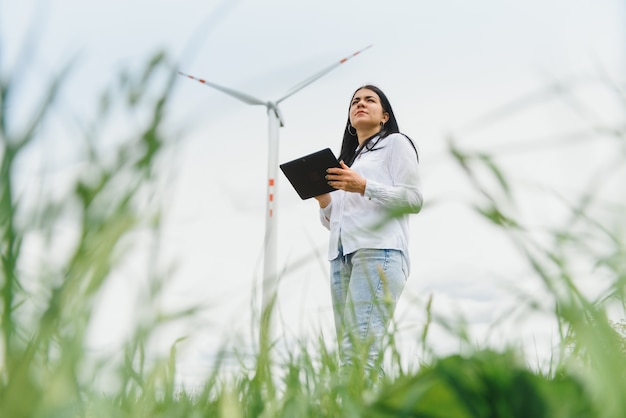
[178,45,372,343]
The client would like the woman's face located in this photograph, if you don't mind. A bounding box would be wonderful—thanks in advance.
[349,88,389,133]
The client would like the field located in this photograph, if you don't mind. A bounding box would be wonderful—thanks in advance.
[1,51,625,417]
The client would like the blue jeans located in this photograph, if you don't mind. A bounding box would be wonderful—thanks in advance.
[330,247,407,373]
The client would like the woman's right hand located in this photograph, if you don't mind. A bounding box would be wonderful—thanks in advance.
[314,193,331,208]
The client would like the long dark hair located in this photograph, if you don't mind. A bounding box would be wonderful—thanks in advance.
[338,85,416,166]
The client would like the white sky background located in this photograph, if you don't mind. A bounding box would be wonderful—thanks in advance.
[2,0,625,388]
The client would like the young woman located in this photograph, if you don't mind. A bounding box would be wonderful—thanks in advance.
[314,85,423,375]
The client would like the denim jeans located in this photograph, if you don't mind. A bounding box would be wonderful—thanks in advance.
[330,247,407,373]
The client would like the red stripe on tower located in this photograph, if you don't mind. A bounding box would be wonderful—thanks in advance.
[268,178,275,217]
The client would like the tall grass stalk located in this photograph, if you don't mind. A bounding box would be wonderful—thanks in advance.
[0,44,186,416]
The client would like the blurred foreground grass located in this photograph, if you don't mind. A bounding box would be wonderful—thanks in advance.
[1,47,625,417]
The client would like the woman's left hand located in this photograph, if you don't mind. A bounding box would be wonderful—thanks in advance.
[326,161,367,195]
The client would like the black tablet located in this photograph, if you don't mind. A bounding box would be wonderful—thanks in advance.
[279,148,341,200]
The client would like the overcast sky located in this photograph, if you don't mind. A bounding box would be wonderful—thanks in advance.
[3,0,625,387]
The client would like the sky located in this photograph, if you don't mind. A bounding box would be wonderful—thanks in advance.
[3,0,625,388]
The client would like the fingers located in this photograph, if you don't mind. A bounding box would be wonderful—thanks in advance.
[327,161,350,176]
[326,161,360,192]
[325,171,341,189]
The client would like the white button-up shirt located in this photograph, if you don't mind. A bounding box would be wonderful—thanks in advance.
[319,133,423,272]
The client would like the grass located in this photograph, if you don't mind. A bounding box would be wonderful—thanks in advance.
[1,43,625,417]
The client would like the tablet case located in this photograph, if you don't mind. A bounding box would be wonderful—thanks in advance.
[279,148,341,199]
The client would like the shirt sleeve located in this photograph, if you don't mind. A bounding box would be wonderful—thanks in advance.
[363,135,423,213]
[319,201,332,230]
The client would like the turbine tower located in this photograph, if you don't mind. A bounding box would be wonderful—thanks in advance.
[179,45,372,343]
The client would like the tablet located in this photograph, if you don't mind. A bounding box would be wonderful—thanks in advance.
[279,148,341,200]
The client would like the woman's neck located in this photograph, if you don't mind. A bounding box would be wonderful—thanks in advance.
[357,127,381,145]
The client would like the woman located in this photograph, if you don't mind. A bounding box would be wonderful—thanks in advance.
[314,85,423,375]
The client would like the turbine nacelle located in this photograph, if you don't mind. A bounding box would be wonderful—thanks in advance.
[267,102,285,127]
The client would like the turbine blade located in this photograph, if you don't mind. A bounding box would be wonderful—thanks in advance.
[178,71,266,106]
[276,44,373,104]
